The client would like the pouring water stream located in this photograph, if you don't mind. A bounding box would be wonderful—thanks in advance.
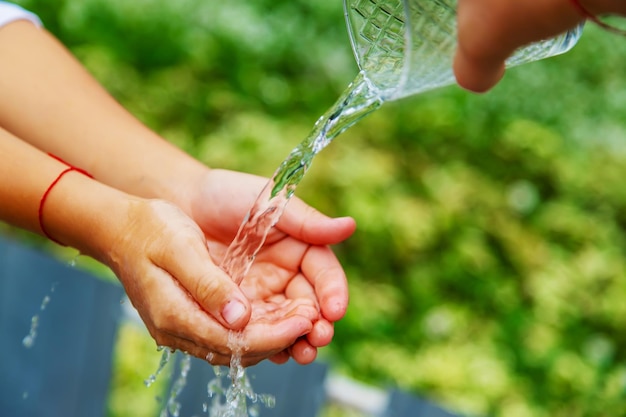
[207,71,383,417]
[147,70,383,417]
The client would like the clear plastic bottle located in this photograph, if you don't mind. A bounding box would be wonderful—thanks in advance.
[344,0,584,100]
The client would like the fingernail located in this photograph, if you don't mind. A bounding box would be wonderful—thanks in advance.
[222,300,247,327]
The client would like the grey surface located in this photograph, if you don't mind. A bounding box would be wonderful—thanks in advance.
[382,389,466,417]
[0,235,469,417]
[0,236,124,417]
[170,353,329,417]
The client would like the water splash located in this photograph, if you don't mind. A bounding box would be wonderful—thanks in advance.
[22,316,39,349]
[220,71,382,285]
[145,346,173,388]
[22,282,58,349]
[160,353,192,417]
[204,333,276,417]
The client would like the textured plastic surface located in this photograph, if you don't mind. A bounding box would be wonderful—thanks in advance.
[345,0,583,99]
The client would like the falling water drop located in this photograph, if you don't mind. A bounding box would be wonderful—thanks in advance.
[22,282,58,349]
[145,347,173,388]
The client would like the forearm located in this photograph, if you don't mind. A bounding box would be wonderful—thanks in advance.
[0,20,207,210]
[0,126,134,262]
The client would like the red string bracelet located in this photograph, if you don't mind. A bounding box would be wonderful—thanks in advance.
[38,154,93,246]
[569,0,626,36]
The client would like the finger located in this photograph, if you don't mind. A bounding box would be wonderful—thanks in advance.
[166,336,270,368]
[276,197,356,245]
[454,0,583,92]
[163,336,232,366]
[285,273,318,310]
[154,229,252,330]
[140,266,235,352]
[269,350,290,364]
[249,237,308,282]
[306,320,334,348]
[173,337,283,368]
[244,314,313,353]
[453,50,506,93]
[156,308,312,367]
[250,298,318,323]
[301,245,349,322]
[290,338,318,365]
[453,0,513,92]
[138,267,314,366]
[157,312,315,367]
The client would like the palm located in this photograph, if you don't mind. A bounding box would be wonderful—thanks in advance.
[197,173,322,363]
[187,168,356,364]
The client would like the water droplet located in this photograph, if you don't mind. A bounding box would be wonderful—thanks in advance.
[160,353,191,417]
[22,315,39,348]
[22,282,58,349]
[145,348,172,387]
[22,335,34,348]
[40,295,50,311]
[259,394,276,408]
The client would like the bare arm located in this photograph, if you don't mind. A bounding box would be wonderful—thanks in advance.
[0,126,130,255]
[0,126,327,366]
[0,20,205,208]
[0,17,356,365]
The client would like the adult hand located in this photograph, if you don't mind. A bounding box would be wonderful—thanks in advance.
[102,197,328,367]
[453,0,617,92]
[176,168,357,365]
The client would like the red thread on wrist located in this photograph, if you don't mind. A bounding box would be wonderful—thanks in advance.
[38,154,93,246]
[569,0,626,36]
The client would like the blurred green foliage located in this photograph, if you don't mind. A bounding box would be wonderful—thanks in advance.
[9,0,626,416]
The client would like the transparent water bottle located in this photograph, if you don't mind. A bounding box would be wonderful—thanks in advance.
[344,0,584,100]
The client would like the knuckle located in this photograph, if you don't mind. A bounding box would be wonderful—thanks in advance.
[193,277,224,310]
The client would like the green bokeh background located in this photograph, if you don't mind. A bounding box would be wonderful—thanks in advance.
[5,0,626,416]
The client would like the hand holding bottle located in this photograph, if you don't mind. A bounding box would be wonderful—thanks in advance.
[454,0,626,92]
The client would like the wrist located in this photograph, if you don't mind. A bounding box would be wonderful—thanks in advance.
[157,156,210,217]
[90,131,210,217]
[40,170,141,263]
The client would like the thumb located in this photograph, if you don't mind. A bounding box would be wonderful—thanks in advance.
[159,239,252,330]
[453,50,505,93]
[277,197,357,245]
[193,265,252,330]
